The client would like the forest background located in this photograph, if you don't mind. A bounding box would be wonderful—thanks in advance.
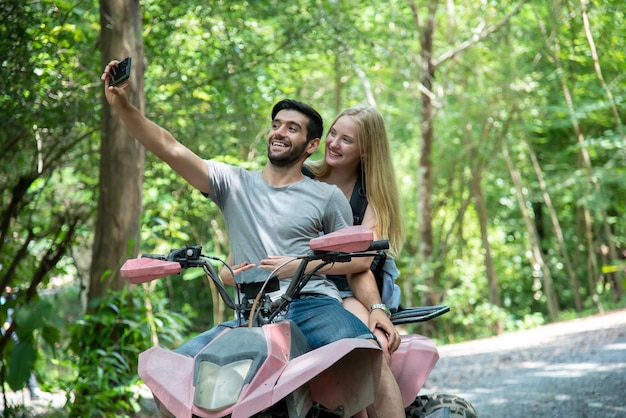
[1,0,624,416]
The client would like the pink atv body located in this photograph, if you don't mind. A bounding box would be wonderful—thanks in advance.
[121,226,474,418]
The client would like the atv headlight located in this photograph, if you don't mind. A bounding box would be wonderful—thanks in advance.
[194,359,253,411]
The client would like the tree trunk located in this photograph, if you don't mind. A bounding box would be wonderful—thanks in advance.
[208,219,228,325]
[579,0,623,136]
[470,168,499,309]
[526,142,583,312]
[89,0,145,305]
[502,143,559,320]
[412,0,438,306]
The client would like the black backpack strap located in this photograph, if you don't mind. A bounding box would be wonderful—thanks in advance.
[302,164,367,226]
[302,165,315,179]
[349,169,384,293]
[349,168,367,226]
[370,251,386,296]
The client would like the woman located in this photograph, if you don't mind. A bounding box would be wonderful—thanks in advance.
[307,105,404,258]
[305,105,405,361]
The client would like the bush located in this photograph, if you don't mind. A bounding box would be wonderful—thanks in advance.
[66,289,188,417]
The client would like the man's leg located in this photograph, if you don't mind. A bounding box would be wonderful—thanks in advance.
[342,297,404,417]
[368,362,405,418]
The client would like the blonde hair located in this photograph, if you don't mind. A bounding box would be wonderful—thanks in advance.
[308,105,405,256]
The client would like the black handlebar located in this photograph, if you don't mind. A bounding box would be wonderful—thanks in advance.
[310,239,388,263]
[139,238,389,325]
[368,239,389,251]
[141,254,166,260]
[136,236,450,327]
[142,246,204,268]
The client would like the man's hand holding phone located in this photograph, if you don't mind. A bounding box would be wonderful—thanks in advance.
[108,56,131,87]
[102,57,132,108]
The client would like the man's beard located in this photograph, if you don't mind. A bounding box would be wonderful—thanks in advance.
[267,140,309,167]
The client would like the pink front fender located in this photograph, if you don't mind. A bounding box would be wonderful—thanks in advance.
[139,347,196,418]
[233,338,382,418]
[278,339,381,417]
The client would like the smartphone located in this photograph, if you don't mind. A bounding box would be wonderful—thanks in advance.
[109,56,132,87]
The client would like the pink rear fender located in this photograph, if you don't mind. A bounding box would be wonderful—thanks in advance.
[391,334,440,407]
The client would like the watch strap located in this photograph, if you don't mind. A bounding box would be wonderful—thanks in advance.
[370,303,391,318]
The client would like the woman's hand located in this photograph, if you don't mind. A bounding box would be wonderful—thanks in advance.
[369,310,401,354]
[258,255,299,279]
[220,261,255,285]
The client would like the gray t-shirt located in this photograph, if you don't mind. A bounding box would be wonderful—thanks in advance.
[205,160,353,301]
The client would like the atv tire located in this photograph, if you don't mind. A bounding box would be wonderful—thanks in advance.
[405,393,477,418]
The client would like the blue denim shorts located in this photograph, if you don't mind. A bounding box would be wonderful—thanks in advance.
[285,294,376,349]
[175,295,376,356]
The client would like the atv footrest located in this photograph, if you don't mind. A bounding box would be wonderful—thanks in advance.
[390,305,450,325]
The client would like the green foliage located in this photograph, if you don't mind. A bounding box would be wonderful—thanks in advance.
[66,289,188,417]
[0,404,40,418]
[1,290,63,397]
[1,0,101,401]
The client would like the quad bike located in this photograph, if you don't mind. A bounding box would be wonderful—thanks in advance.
[121,226,477,418]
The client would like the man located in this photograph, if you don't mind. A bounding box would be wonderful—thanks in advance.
[101,60,403,417]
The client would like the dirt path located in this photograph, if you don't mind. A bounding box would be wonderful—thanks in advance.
[422,308,626,417]
[1,388,66,416]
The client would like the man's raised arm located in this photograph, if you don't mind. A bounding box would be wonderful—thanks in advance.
[101,60,209,194]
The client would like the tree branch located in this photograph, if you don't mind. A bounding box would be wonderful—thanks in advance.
[433,0,528,69]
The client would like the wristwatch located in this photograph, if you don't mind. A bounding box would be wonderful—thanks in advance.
[370,303,391,318]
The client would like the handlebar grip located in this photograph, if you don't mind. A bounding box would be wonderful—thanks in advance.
[368,239,389,251]
[142,254,167,260]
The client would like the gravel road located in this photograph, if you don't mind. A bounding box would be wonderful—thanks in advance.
[421,308,626,417]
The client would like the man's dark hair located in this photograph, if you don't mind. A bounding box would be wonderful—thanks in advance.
[271,99,324,142]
